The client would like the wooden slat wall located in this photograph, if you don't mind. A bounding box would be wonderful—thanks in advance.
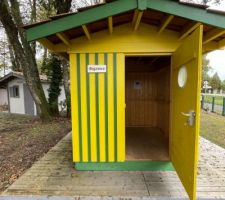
[125,67,170,136]
[70,53,125,163]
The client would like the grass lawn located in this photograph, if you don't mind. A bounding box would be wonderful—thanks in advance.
[0,113,71,193]
[203,95,224,106]
[200,110,225,149]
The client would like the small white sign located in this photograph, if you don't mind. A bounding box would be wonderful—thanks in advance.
[88,65,106,73]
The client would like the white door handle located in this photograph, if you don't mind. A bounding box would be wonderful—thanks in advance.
[181,110,195,127]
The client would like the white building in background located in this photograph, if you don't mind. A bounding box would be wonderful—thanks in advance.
[0,71,66,115]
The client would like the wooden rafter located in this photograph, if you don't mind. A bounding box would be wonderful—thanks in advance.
[108,16,113,34]
[219,38,225,49]
[203,28,225,44]
[132,10,143,31]
[158,15,174,34]
[82,25,91,40]
[179,22,201,41]
[38,38,55,51]
[56,32,70,46]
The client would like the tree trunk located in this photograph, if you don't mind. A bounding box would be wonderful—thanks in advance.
[0,0,51,120]
[61,59,71,117]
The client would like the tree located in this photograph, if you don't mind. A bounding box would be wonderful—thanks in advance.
[201,55,212,87]
[221,80,225,91]
[0,0,51,120]
[43,55,63,115]
[210,72,221,91]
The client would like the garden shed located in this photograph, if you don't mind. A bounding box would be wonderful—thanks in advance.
[24,0,225,199]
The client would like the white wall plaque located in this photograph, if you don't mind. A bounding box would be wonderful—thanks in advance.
[88,65,106,73]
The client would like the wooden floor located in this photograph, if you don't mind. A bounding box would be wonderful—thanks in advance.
[2,133,225,198]
[126,127,169,161]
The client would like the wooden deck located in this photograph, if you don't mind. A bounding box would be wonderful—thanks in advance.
[1,132,225,199]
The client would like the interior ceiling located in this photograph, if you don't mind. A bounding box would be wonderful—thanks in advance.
[125,56,171,73]
[44,8,225,45]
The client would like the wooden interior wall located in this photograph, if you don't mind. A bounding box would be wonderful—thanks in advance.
[125,59,170,137]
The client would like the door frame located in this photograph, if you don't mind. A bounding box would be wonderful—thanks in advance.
[124,53,173,160]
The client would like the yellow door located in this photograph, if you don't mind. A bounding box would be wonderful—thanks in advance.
[171,25,203,200]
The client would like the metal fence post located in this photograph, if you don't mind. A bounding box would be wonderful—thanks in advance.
[223,97,225,116]
[212,96,215,112]
[201,95,204,109]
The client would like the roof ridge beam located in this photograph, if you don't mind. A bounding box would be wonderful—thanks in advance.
[56,32,71,45]
[138,0,147,11]
[158,15,174,34]
[203,28,225,44]
[179,22,201,41]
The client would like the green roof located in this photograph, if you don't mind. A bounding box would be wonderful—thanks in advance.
[24,0,225,42]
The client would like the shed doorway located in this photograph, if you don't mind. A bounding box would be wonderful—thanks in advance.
[125,56,171,161]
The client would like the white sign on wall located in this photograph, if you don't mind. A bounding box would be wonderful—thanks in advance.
[88,65,107,73]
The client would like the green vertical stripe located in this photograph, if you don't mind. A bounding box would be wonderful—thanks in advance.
[77,54,83,162]
[104,53,109,162]
[86,53,91,162]
[113,53,118,162]
[95,53,100,162]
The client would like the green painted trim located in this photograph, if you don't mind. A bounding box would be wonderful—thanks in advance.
[76,54,83,162]
[26,0,137,41]
[113,53,118,162]
[75,161,175,171]
[26,0,225,42]
[147,0,225,29]
[138,0,147,10]
[86,53,91,162]
[95,53,100,162]
[104,53,109,162]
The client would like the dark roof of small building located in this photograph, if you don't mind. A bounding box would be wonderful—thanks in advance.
[0,71,48,88]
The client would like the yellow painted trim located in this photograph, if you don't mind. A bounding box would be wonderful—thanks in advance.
[125,52,172,56]
[179,22,201,41]
[133,11,143,31]
[38,38,55,51]
[80,54,88,162]
[89,54,97,162]
[68,24,180,53]
[82,25,91,40]
[117,53,125,161]
[56,32,71,46]
[219,38,225,49]
[108,16,113,34]
[107,53,115,162]
[98,54,106,162]
[202,41,219,53]
[203,28,225,44]
[69,54,80,162]
[158,15,174,34]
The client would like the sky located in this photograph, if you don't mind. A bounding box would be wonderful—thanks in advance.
[205,0,225,81]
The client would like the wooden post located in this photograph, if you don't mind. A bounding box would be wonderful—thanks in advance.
[211,96,215,113]
[222,97,225,116]
[201,95,204,109]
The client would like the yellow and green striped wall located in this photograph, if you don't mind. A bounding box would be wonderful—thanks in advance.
[70,53,125,163]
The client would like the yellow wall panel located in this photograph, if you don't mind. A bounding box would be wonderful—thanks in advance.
[98,54,106,162]
[89,54,97,162]
[117,53,125,162]
[80,54,88,162]
[107,53,115,162]
[70,54,80,162]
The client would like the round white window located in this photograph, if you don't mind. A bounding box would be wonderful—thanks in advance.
[178,66,187,88]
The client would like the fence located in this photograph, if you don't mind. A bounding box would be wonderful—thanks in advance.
[201,94,225,116]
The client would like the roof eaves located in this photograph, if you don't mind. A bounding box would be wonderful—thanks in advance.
[25,0,137,42]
